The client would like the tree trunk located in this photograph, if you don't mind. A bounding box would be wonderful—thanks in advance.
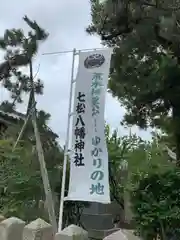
[172,106,180,167]
[29,60,57,233]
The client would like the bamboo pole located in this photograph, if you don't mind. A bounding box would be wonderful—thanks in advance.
[29,60,57,233]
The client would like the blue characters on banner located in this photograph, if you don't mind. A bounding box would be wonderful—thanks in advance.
[90,73,105,195]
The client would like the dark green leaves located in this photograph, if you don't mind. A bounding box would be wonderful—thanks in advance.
[23,15,49,41]
[0,16,48,106]
[132,169,180,239]
[87,0,180,134]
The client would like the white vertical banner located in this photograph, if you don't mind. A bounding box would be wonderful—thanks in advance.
[65,48,113,203]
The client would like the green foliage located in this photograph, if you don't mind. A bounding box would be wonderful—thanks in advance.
[0,16,48,106]
[106,125,142,207]
[2,109,88,225]
[0,107,64,221]
[106,124,173,212]
[132,169,180,239]
[106,127,176,238]
[0,16,70,225]
[0,136,62,222]
[0,138,43,220]
[0,15,79,226]
[87,0,180,164]
[87,0,180,128]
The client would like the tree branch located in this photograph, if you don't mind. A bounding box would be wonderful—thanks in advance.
[140,0,180,11]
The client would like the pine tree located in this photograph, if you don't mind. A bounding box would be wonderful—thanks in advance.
[87,0,180,165]
[0,16,48,107]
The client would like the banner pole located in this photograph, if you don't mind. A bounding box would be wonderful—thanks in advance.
[58,48,76,232]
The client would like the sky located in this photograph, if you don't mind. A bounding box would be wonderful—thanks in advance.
[0,0,151,146]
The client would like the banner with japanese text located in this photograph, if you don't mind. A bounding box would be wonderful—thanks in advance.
[65,48,113,203]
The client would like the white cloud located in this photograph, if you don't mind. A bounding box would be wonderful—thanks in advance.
[0,0,151,146]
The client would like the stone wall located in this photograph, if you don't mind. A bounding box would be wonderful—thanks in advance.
[0,215,138,240]
[0,216,88,240]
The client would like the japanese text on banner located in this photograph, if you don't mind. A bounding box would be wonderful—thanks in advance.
[74,92,86,167]
[90,73,104,195]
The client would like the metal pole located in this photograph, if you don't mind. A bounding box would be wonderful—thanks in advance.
[42,47,104,56]
[58,48,76,232]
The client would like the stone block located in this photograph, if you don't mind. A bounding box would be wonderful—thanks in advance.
[83,202,111,215]
[81,213,114,230]
[95,203,111,214]
[88,228,120,239]
[23,218,54,240]
[0,215,5,222]
[0,217,25,240]
[103,229,128,240]
[55,224,88,240]
[103,229,141,240]
[122,230,141,240]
